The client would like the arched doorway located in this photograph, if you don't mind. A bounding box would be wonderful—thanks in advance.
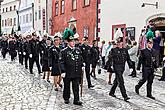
[146,13,165,64]
[146,13,165,37]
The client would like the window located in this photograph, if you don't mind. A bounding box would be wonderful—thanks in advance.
[35,11,37,21]
[84,26,89,37]
[6,8,8,12]
[84,0,90,6]
[61,0,65,14]
[14,5,16,10]
[14,18,16,26]
[3,8,4,13]
[10,6,12,11]
[2,20,4,27]
[38,6,41,20]
[26,14,29,23]
[72,0,77,10]
[5,19,6,26]
[20,16,21,24]
[30,13,32,22]
[55,2,58,16]
[10,18,13,26]
[23,15,25,23]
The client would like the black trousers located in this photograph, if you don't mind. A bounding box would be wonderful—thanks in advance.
[109,71,128,98]
[102,56,105,67]
[137,57,142,70]
[85,63,92,87]
[24,54,29,68]
[1,49,7,59]
[18,54,23,65]
[63,77,80,102]
[136,69,154,96]
[132,61,136,75]
[29,56,41,74]
[160,67,165,80]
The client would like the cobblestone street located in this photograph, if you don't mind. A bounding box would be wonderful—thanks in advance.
[0,55,165,110]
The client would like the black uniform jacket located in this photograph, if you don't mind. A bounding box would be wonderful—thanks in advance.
[61,46,83,78]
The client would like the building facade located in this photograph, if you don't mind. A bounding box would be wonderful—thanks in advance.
[100,0,165,42]
[34,0,49,35]
[52,0,97,42]
[18,0,34,35]
[1,0,20,34]
[47,0,52,35]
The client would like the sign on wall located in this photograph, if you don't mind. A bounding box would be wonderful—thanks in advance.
[126,27,135,40]
[42,9,46,30]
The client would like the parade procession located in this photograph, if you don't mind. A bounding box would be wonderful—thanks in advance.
[0,0,165,110]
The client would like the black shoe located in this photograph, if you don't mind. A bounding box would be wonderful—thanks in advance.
[132,75,136,77]
[135,85,139,94]
[147,95,155,100]
[54,88,58,91]
[64,100,69,104]
[158,78,165,81]
[59,84,63,88]
[109,93,116,97]
[128,74,133,76]
[98,69,101,74]
[47,80,50,83]
[73,101,82,106]
[88,85,94,89]
[124,97,130,102]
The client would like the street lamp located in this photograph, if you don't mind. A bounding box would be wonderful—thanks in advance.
[141,2,158,9]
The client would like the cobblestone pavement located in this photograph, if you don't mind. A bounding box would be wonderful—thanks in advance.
[0,55,165,110]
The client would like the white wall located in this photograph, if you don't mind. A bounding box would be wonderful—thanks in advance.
[34,0,45,35]
[100,0,165,42]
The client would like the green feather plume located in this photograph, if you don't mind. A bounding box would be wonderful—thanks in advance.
[62,28,74,40]
[146,28,154,40]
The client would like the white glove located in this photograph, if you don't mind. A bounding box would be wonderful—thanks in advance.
[82,67,85,71]
[61,73,66,78]
[41,51,44,54]
[163,57,165,61]
[83,63,86,67]
[29,54,32,58]
[130,68,133,73]
[49,67,52,70]
[19,52,21,54]
[23,52,26,55]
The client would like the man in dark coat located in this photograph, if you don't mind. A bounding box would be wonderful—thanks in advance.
[61,28,83,105]
[17,36,24,65]
[109,39,132,102]
[135,39,158,100]
[23,36,30,69]
[28,32,41,74]
[8,37,17,61]
[1,36,8,59]
[80,37,94,88]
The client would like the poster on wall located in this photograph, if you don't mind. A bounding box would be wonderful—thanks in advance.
[126,27,135,40]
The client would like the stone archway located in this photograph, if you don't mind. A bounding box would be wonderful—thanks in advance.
[146,13,165,27]
[146,13,165,62]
